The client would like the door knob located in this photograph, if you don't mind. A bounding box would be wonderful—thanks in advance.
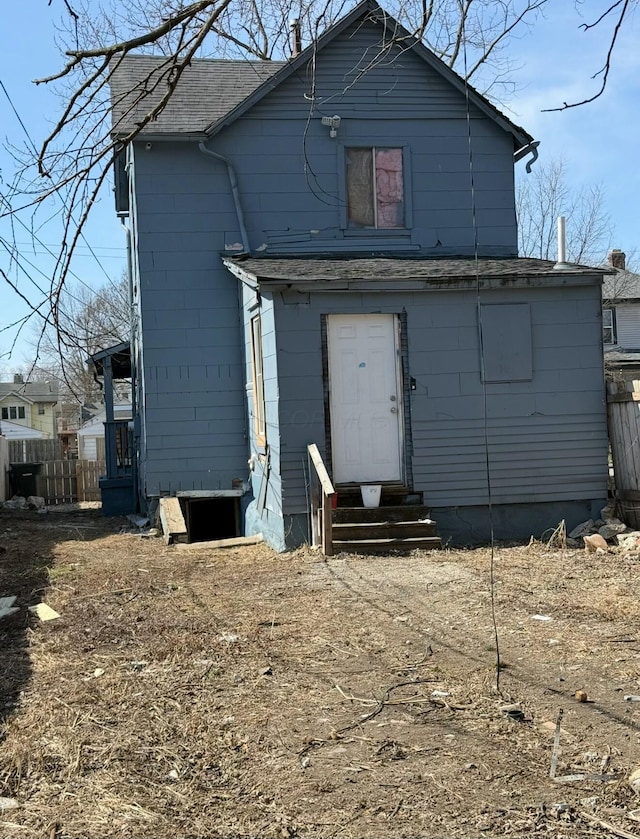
[390,395,397,401]
[390,407,398,413]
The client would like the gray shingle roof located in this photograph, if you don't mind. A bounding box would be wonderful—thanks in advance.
[110,56,285,136]
[602,269,640,301]
[0,382,58,403]
[224,256,603,283]
[109,0,533,147]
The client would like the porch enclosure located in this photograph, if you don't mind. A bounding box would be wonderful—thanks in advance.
[88,343,136,516]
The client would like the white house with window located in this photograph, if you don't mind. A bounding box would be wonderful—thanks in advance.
[602,250,640,375]
[0,377,58,439]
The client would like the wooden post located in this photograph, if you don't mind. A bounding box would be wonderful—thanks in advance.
[607,381,640,529]
[307,444,335,556]
[322,491,333,556]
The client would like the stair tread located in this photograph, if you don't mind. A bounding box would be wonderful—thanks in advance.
[333,505,432,525]
[332,538,441,555]
[333,537,442,546]
[334,519,434,527]
[336,505,430,512]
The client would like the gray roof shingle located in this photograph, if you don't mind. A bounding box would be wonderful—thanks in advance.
[110,56,285,136]
[0,381,58,403]
[224,256,603,283]
[602,269,640,301]
[109,0,532,146]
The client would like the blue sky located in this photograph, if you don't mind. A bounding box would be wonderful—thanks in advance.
[0,2,638,369]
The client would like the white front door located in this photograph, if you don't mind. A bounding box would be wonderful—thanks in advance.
[328,314,403,484]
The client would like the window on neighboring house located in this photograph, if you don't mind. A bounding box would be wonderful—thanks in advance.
[603,307,616,345]
[38,403,46,415]
[1,408,7,420]
[18,406,25,419]
[346,147,404,229]
[250,315,266,445]
[9,406,17,420]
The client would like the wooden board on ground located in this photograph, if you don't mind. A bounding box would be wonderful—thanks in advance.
[176,534,264,551]
[159,497,187,544]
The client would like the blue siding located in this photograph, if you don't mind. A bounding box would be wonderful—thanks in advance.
[273,284,608,522]
[126,12,603,545]
[131,143,248,496]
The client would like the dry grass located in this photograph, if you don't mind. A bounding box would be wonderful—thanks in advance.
[2,510,640,837]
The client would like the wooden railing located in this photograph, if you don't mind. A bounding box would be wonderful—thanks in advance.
[307,443,336,556]
[104,420,133,479]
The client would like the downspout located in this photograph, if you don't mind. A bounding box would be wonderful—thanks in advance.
[198,141,252,474]
[121,216,140,510]
[198,141,250,255]
[120,218,137,418]
[513,140,540,173]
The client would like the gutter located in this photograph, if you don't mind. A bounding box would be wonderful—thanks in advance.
[514,140,540,173]
[198,141,250,255]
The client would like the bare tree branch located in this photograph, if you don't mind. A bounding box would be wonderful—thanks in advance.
[516,158,613,265]
[1,0,572,369]
[543,0,632,111]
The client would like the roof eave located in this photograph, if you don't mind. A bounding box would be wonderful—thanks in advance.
[113,130,208,143]
[223,257,604,292]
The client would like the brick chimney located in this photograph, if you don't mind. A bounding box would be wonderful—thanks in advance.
[13,373,23,384]
[290,19,302,57]
[608,249,626,270]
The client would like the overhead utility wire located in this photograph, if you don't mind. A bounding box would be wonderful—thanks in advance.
[0,76,118,288]
[461,33,501,694]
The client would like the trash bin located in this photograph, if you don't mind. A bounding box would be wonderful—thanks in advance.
[9,463,42,498]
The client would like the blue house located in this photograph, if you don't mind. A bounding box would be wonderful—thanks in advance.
[108,0,609,550]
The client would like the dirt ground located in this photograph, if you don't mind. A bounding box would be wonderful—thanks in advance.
[2,509,640,838]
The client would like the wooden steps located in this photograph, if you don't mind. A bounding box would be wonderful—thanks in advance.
[331,504,442,555]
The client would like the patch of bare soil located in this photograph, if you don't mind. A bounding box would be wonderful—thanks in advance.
[2,510,640,838]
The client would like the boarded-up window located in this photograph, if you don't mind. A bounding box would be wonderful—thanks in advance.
[603,307,616,344]
[346,147,404,228]
[250,316,266,445]
[480,304,533,382]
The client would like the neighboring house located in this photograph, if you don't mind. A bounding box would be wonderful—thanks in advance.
[108,0,609,548]
[0,419,49,441]
[0,377,58,438]
[77,404,132,461]
[602,249,640,376]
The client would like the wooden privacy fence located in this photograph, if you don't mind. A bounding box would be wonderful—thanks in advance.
[27,460,106,505]
[607,379,640,529]
[9,439,65,463]
[6,440,106,504]
[77,461,105,502]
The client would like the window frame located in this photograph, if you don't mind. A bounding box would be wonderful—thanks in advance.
[479,303,533,383]
[17,406,25,419]
[250,315,267,447]
[1,408,7,420]
[37,403,46,415]
[9,406,17,420]
[339,143,412,234]
[603,307,617,345]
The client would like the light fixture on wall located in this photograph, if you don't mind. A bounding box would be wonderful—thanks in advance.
[321,115,341,138]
